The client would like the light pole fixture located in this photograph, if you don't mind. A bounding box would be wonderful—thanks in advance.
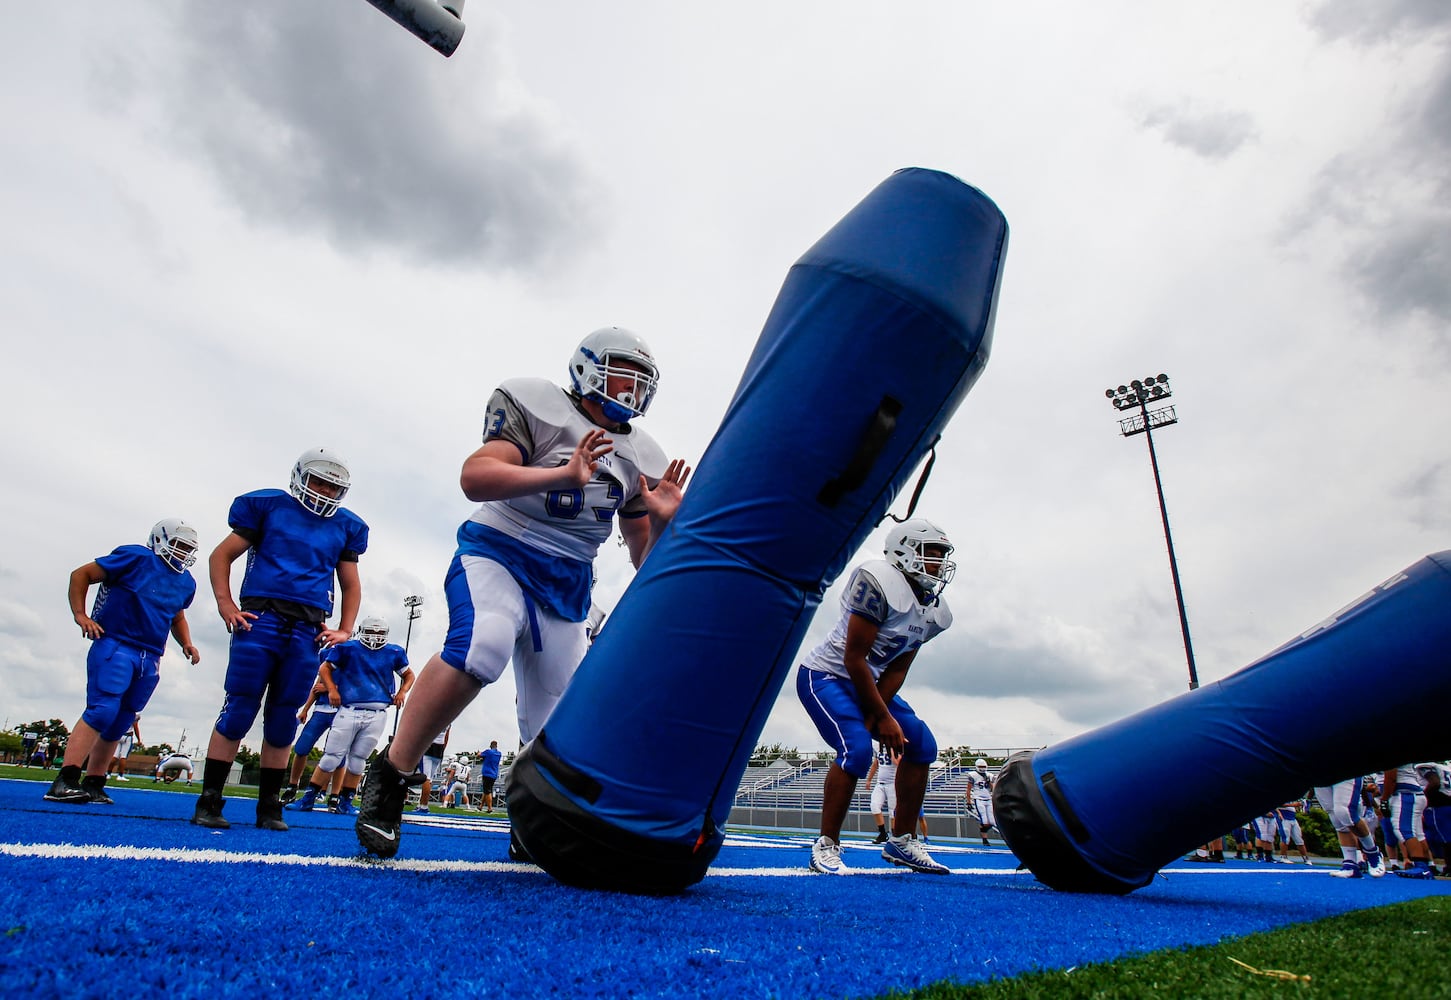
[1104,375,1199,690]
[402,595,424,654]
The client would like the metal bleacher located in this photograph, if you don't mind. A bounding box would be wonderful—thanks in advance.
[728,754,1024,839]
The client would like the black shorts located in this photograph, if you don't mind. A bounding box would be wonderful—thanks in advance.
[480,777,496,795]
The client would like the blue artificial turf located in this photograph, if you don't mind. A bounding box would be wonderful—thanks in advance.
[2,778,1447,998]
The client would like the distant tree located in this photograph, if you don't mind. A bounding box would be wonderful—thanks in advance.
[236,745,262,771]
[750,743,798,765]
[0,730,23,761]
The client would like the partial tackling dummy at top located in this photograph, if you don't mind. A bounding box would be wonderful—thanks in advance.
[362,0,465,57]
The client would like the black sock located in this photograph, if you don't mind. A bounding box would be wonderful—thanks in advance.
[203,758,232,793]
[259,767,285,802]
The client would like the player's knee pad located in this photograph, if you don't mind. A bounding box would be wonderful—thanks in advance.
[898,716,936,766]
[345,750,369,774]
[318,750,346,773]
[215,691,264,741]
[261,704,301,749]
[81,694,124,738]
[1328,803,1355,831]
[838,733,875,779]
[98,710,139,743]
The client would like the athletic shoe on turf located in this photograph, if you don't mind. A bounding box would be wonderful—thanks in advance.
[411,806,430,815]
[872,831,888,845]
[43,771,90,804]
[116,775,129,782]
[256,797,288,831]
[1393,864,1436,880]
[293,788,318,812]
[1366,852,1386,878]
[1329,862,1362,878]
[279,784,298,804]
[809,836,848,875]
[191,789,230,829]
[81,775,114,804]
[355,746,423,859]
[883,834,950,874]
[333,799,357,816]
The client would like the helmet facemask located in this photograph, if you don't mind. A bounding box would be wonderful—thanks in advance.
[150,519,199,573]
[357,618,389,650]
[885,519,957,596]
[569,328,660,423]
[291,450,351,517]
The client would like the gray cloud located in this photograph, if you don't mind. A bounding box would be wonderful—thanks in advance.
[0,600,46,640]
[134,6,602,269]
[1309,0,1451,43]
[1137,103,1257,160]
[1291,5,1451,327]
[1395,462,1451,531]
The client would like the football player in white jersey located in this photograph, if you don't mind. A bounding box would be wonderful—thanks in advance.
[1382,762,1435,878]
[865,743,900,844]
[970,758,995,845]
[357,327,689,858]
[797,518,956,876]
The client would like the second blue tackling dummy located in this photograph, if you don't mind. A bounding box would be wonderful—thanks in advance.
[508,167,1009,892]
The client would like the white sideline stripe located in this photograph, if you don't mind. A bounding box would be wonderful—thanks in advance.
[0,841,538,873]
[0,842,1330,879]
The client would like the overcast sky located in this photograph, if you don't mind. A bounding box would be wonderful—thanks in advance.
[2,2,1447,762]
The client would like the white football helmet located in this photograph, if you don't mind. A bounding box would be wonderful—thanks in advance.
[568,326,660,423]
[357,617,389,650]
[976,758,988,771]
[884,518,956,596]
[290,448,350,517]
[149,518,199,573]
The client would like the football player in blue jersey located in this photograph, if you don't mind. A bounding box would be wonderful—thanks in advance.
[281,674,342,804]
[356,327,689,858]
[478,739,504,812]
[797,518,956,876]
[47,519,202,805]
[292,617,413,814]
[195,448,369,832]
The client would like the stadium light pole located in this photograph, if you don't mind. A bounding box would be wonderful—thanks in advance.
[393,595,425,738]
[1104,375,1199,691]
[402,595,424,654]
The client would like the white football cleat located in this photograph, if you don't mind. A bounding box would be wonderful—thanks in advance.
[809,836,849,875]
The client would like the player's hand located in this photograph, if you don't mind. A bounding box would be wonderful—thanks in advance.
[74,613,104,640]
[218,601,257,633]
[182,644,201,665]
[870,712,906,753]
[392,692,406,707]
[640,459,692,525]
[328,690,342,707]
[318,628,349,647]
[563,429,614,486]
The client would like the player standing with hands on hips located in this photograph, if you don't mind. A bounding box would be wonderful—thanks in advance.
[194,448,368,832]
[356,327,689,858]
[46,520,202,805]
[797,518,957,876]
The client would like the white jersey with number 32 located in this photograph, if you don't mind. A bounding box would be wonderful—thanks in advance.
[800,559,952,681]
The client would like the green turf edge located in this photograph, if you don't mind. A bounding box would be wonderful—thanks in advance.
[877,896,1448,999]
